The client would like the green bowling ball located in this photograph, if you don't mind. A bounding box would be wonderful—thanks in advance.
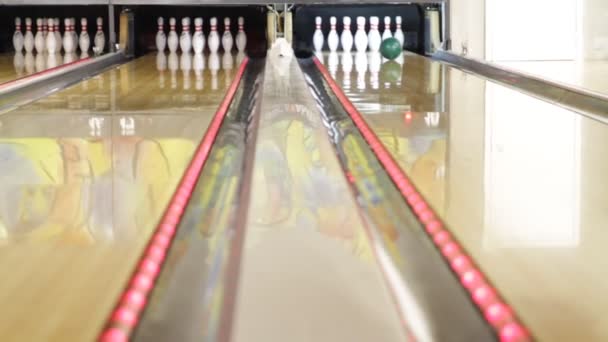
[380,38,402,60]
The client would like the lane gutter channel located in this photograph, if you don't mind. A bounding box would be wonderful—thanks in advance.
[300,57,532,342]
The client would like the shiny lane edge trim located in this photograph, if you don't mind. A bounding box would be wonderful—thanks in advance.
[312,56,532,342]
[97,57,250,342]
[433,50,608,125]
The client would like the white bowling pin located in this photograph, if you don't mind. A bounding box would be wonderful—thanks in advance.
[24,18,34,53]
[192,17,205,54]
[13,18,24,52]
[54,18,61,51]
[42,18,48,39]
[72,18,79,49]
[79,18,90,52]
[312,16,324,52]
[354,16,368,52]
[156,17,167,52]
[208,17,220,53]
[236,16,246,52]
[167,17,178,53]
[46,18,57,53]
[327,16,339,52]
[382,16,392,41]
[341,17,353,52]
[394,16,404,48]
[34,18,45,53]
[221,17,233,52]
[94,17,105,53]
[63,18,74,53]
[368,17,381,52]
[180,17,192,53]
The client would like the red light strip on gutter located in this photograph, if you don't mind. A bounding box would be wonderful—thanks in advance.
[98,57,249,342]
[313,56,530,342]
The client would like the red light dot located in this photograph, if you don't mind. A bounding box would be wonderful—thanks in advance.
[147,245,166,262]
[406,193,422,206]
[433,230,451,246]
[425,220,442,234]
[485,303,513,326]
[418,210,435,223]
[100,328,128,342]
[500,323,528,342]
[123,289,146,309]
[401,184,415,197]
[112,307,138,327]
[451,255,472,275]
[159,223,176,236]
[413,201,428,214]
[441,242,460,258]
[132,273,154,291]
[461,269,484,290]
[139,259,160,277]
[153,234,170,248]
[472,285,497,308]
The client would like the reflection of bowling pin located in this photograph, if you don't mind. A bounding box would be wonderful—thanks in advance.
[13,17,24,52]
[192,17,205,54]
[355,51,367,90]
[328,52,339,78]
[47,51,58,68]
[167,17,178,52]
[208,17,220,53]
[156,51,167,88]
[236,51,245,65]
[193,52,205,90]
[120,117,135,136]
[382,16,392,41]
[315,50,324,65]
[313,16,323,52]
[156,17,166,52]
[222,52,233,89]
[89,117,104,137]
[46,18,57,53]
[24,18,34,53]
[79,18,90,53]
[368,17,381,52]
[94,17,105,53]
[424,112,440,127]
[35,18,45,53]
[168,52,178,89]
[80,51,89,59]
[179,17,192,53]
[221,17,233,52]
[209,52,220,90]
[341,17,353,52]
[354,17,367,52]
[394,16,404,48]
[236,17,247,52]
[13,52,24,76]
[327,17,339,52]
[368,52,381,89]
[24,52,34,74]
[341,52,353,89]
[180,52,192,90]
[427,61,440,94]
[35,52,45,72]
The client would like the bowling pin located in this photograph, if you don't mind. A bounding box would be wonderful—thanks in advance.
[156,17,167,52]
[79,18,90,52]
[236,16,246,52]
[368,17,381,52]
[34,18,45,53]
[327,16,339,52]
[221,17,233,52]
[94,17,105,53]
[167,17,178,53]
[24,18,34,53]
[42,18,48,39]
[394,16,404,48]
[382,16,392,41]
[54,18,61,51]
[341,17,353,52]
[192,17,205,54]
[354,16,367,52]
[180,17,192,53]
[312,16,324,52]
[72,18,79,49]
[13,18,24,52]
[46,18,57,53]
[63,18,74,53]
[208,17,220,53]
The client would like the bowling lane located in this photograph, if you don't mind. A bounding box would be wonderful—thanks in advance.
[328,50,608,341]
[0,52,240,341]
[231,51,406,341]
[0,52,85,85]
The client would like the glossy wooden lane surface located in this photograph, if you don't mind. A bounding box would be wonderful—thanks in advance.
[329,50,608,341]
[231,50,406,342]
[0,52,238,341]
[0,52,82,86]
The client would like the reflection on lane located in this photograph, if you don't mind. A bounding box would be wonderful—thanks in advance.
[0,52,92,85]
[0,53,238,341]
[328,50,608,341]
